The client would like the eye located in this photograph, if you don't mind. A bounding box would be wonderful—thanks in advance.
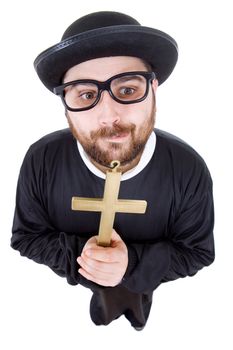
[119,87,136,96]
[80,91,97,100]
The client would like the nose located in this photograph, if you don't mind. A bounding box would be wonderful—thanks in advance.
[97,91,121,126]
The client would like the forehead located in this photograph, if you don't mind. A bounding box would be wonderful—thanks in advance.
[63,56,148,82]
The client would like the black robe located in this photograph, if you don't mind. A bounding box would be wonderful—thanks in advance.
[11,128,215,328]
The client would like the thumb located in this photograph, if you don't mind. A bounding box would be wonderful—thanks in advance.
[111,229,122,243]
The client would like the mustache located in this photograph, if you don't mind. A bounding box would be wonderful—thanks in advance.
[90,123,136,139]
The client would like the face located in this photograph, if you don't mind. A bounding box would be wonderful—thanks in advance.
[64,56,158,172]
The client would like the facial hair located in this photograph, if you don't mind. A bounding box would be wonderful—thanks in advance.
[67,100,156,169]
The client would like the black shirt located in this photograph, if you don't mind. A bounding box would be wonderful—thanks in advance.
[11,128,215,294]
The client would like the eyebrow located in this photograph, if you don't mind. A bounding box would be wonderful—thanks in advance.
[63,72,147,87]
[114,75,145,83]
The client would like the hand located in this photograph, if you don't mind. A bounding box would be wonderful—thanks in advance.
[77,230,128,287]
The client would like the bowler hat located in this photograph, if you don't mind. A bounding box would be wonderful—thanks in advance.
[34,11,178,92]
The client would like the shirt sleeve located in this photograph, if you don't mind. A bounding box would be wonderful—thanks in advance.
[122,162,215,294]
[11,148,87,286]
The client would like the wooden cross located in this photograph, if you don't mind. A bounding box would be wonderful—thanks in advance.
[72,160,147,247]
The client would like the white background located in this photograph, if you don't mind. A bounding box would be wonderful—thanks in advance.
[1,0,232,349]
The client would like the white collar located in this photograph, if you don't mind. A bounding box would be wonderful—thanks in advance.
[77,131,156,181]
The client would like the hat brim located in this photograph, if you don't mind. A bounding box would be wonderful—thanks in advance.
[34,25,178,92]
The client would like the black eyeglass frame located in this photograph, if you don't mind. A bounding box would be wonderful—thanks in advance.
[53,71,156,112]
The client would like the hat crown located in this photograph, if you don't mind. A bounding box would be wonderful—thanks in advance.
[62,11,140,40]
[35,11,178,92]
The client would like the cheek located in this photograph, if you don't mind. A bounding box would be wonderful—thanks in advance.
[128,103,152,124]
[67,112,93,134]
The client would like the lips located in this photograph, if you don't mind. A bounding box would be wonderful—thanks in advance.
[105,131,130,141]
[109,131,128,137]
[91,124,136,142]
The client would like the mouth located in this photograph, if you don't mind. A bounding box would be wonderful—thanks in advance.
[104,132,130,142]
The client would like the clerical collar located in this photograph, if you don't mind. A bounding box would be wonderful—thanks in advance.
[77,131,156,181]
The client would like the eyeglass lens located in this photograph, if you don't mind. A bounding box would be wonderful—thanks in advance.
[64,74,149,110]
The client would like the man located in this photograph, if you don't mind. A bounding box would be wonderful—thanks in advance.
[11,11,215,330]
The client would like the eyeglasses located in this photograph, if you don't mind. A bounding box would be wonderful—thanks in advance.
[53,71,156,112]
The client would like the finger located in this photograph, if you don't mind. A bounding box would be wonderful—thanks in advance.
[78,267,120,287]
[78,267,102,284]
[82,236,99,250]
[77,255,116,275]
[83,247,121,263]
[111,229,122,241]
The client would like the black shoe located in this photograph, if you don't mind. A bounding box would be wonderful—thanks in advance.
[133,326,145,331]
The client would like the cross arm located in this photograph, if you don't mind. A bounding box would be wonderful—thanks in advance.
[115,200,147,213]
[72,197,104,212]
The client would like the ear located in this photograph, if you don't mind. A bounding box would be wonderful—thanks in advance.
[152,79,158,94]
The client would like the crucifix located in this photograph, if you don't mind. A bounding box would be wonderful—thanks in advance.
[72,160,147,247]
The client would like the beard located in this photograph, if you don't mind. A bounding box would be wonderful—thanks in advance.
[67,101,156,168]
